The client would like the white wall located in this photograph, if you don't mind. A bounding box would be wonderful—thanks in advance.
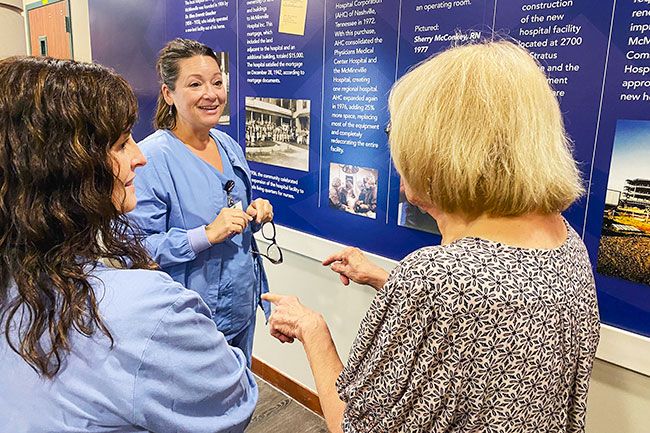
[253,226,650,433]
[253,233,377,387]
[0,0,27,58]
[67,0,91,61]
[587,359,650,433]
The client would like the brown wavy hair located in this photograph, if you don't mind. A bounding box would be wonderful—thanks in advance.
[0,56,155,378]
[154,38,220,130]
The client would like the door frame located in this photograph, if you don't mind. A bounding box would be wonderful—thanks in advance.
[25,0,74,58]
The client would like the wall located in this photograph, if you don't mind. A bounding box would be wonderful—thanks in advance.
[0,0,27,58]
[588,359,650,433]
[253,226,650,433]
[253,231,378,387]
[21,0,91,61]
[67,0,90,61]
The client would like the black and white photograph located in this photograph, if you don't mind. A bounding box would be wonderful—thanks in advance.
[597,119,650,286]
[328,163,378,219]
[245,97,310,171]
[397,178,440,235]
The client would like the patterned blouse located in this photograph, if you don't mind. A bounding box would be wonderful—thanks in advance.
[337,223,600,433]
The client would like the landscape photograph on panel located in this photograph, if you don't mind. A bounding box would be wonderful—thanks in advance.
[397,178,440,235]
[597,119,650,286]
[328,163,378,220]
[245,97,310,172]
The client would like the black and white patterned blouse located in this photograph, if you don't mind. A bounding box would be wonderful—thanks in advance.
[337,222,600,433]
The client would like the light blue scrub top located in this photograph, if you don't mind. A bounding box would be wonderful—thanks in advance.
[0,264,257,432]
[129,129,270,339]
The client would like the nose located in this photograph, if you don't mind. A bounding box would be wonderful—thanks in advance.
[203,83,225,103]
[128,136,147,169]
[132,147,147,169]
[203,82,217,99]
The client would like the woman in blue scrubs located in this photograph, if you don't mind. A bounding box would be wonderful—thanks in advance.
[0,56,256,432]
[129,38,273,363]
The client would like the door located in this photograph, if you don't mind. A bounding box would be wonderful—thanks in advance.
[27,0,72,59]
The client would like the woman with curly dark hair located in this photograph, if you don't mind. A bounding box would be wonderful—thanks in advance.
[0,56,257,432]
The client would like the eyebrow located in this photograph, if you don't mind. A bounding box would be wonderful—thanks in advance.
[185,72,222,80]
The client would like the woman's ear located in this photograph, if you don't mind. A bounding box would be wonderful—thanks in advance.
[161,84,174,106]
[403,181,436,215]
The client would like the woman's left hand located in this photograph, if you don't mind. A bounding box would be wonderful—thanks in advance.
[323,247,389,291]
[246,198,273,224]
[262,293,326,344]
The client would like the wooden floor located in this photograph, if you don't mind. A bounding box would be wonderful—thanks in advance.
[246,376,328,432]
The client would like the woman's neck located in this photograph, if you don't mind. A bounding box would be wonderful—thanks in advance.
[172,122,212,150]
[432,210,567,250]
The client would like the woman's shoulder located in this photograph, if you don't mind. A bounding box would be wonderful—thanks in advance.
[397,242,472,274]
[210,128,237,144]
[92,265,187,298]
[137,129,177,158]
[386,241,501,300]
[212,127,246,150]
[91,266,210,325]
[381,244,463,299]
[211,128,245,157]
[136,130,185,179]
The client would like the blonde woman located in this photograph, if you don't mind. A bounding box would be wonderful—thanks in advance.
[263,40,600,433]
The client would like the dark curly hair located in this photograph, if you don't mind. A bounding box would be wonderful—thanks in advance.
[154,38,220,130]
[0,56,156,378]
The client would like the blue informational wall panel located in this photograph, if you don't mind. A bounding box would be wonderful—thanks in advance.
[89,0,650,337]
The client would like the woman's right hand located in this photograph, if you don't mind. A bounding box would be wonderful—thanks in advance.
[261,293,327,344]
[322,247,389,291]
[205,208,253,244]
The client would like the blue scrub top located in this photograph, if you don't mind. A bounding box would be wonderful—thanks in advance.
[0,264,257,432]
[129,129,270,339]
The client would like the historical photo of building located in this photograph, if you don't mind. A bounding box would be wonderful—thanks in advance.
[245,97,310,171]
[328,163,378,220]
[397,178,440,235]
[597,119,650,286]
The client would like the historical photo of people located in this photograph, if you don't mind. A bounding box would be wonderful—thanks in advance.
[597,119,650,286]
[328,163,378,220]
[245,97,310,171]
[397,178,440,235]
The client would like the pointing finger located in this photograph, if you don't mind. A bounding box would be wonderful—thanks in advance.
[322,251,345,266]
[262,293,285,304]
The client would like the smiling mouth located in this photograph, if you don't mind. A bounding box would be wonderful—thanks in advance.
[199,105,219,111]
[125,178,135,187]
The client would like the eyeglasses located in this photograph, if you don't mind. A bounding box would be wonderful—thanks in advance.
[252,220,283,264]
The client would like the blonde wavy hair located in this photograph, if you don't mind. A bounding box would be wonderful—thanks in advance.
[388,40,584,217]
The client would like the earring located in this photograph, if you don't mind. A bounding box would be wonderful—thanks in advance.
[168,104,173,116]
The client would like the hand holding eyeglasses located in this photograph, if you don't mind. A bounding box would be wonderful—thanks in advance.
[246,198,274,224]
[220,180,282,262]
[205,207,253,244]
